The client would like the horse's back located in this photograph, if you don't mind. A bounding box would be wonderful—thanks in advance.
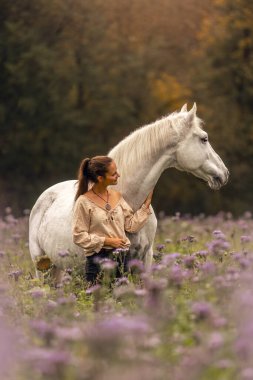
[29,180,79,264]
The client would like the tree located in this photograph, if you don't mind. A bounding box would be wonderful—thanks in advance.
[190,0,253,213]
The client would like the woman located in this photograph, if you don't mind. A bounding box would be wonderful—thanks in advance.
[72,156,153,284]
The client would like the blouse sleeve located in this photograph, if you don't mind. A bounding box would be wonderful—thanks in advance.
[120,198,152,233]
[72,198,105,254]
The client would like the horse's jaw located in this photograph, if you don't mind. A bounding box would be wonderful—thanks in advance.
[188,167,229,191]
[174,160,229,190]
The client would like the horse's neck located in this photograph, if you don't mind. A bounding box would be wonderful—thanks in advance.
[119,152,177,210]
[110,118,180,210]
[111,145,179,210]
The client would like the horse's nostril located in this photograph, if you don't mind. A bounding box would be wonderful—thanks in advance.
[213,176,222,184]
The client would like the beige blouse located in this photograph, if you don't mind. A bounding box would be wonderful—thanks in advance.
[72,195,152,256]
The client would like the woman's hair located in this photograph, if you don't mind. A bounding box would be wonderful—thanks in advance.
[74,156,113,201]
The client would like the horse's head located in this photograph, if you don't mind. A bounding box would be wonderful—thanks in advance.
[175,103,229,190]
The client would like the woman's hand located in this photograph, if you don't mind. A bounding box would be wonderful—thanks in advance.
[104,237,127,248]
[143,189,154,208]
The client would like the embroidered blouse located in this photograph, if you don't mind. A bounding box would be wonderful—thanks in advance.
[72,195,152,256]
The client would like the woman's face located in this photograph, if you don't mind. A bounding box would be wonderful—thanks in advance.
[104,161,120,186]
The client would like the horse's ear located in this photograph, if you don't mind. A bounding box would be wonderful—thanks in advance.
[186,102,197,124]
[181,103,187,112]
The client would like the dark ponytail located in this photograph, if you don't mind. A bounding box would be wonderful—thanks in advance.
[74,158,90,201]
[74,156,113,201]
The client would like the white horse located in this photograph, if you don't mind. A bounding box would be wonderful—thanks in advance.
[29,103,229,277]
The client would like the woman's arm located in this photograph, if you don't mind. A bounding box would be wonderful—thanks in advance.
[143,190,153,209]
[104,237,127,248]
[121,190,153,233]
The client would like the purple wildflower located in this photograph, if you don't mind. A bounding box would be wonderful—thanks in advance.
[172,212,180,221]
[238,220,249,231]
[226,211,233,220]
[28,287,46,298]
[213,275,226,288]
[128,259,145,272]
[57,294,76,305]
[46,300,58,310]
[181,235,197,243]
[55,326,83,341]
[215,359,234,369]
[8,270,23,282]
[114,277,129,286]
[232,252,244,261]
[169,265,186,287]
[199,262,216,275]
[207,239,230,257]
[25,347,70,375]
[241,235,251,244]
[5,214,18,225]
[58,250,70,258]
[226,267,240,281]
[0,317,19,378]
[213,230,226,240]
[62,273,72,284]
[241,368,253,380]
[134,288,147,297]
[234,336,251,361]
[142,277,167,309]
[196,250,208,258]
[151,263,165,272]
[183,255,195,269]
[12,233,21,243]
[30,320,55,343]
[243,211,252,220]
[96,315,150,336]
[0,284,9,294]
[156,244,165,252]
[85,315,150,354]
[113,285,135,299]
[238,258,251,269]
[86,284,101,295]
[208,332,224,350]
[5,207,12,214]
[100,258,117,271]
[212,316,227,328]
[113,247,129,255]
[161,253,181,266]
[191,301,212,321]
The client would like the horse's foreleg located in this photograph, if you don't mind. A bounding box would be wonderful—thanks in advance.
[142,210,157,270]
[144,247,154,271]
[51,266,64,287]
[129,209,157,270]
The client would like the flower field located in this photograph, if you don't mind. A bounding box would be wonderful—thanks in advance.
[1,208,253,380]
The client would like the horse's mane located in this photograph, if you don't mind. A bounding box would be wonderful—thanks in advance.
[109,111,185,176]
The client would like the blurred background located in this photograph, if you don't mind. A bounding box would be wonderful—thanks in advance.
[1,0,253,216]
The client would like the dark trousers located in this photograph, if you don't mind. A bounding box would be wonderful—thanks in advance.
[85,248,130,284]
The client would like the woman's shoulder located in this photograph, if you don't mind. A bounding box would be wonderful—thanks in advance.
[75,194,93,208]
[82,190,94,201]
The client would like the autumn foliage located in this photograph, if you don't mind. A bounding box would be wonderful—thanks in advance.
[0,0,252,215]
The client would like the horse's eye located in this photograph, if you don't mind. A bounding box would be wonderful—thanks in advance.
[201,136,208,143]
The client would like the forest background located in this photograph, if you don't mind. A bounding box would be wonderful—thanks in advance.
[1,0,253,216]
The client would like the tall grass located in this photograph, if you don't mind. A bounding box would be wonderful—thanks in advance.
[1,208,253,380]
